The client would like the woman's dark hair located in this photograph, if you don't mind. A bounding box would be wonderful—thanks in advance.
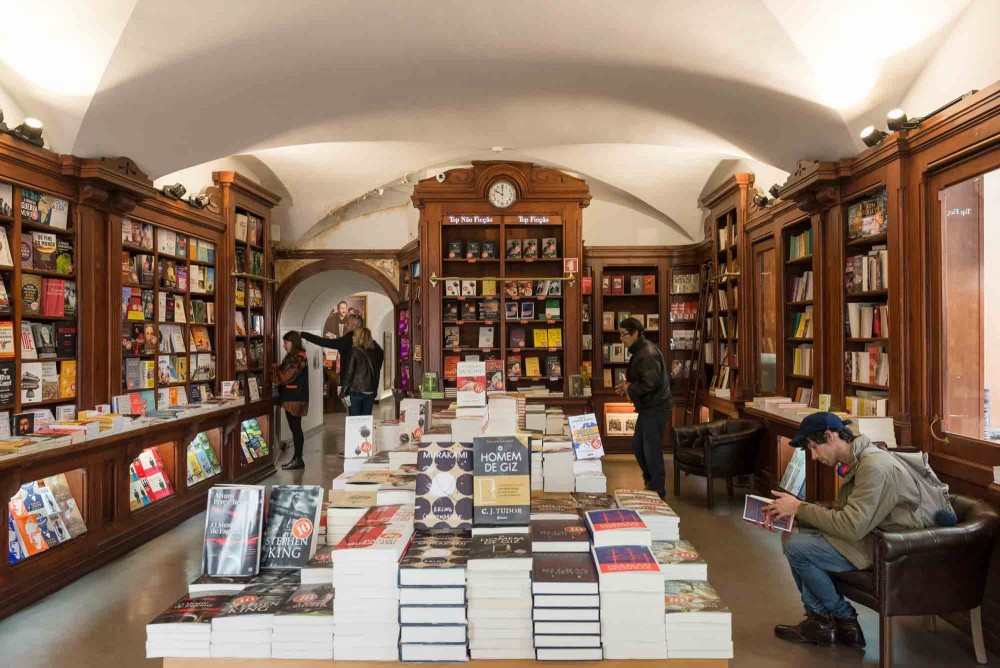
[283,331,305,355]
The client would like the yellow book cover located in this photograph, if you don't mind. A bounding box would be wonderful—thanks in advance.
[481,279,497,296]
[143,360,156,388]
[58,361,77,398]
[187,450,204,478]
[547,328,563,348]
[525,357,540,377]
[176,356,188,382]
[533,329,548,347]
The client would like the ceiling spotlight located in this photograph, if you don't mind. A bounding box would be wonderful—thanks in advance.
[886,108,908,132]
[752,193,769,208]
[11,117,44,147]
[768,184,781,199]
[860,125,888,148]
[491,146,504,153]
[187,193,211,208]
[161,183,187,199]
[378,188,385,196]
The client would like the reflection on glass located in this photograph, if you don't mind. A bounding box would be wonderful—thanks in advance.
[941,167,1000,442]
[756,247,777,394]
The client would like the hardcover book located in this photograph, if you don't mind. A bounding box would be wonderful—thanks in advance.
[472,434,530,526]
[447,240,463,259]
[532,552,599,592]
[399,531,471,585]
[531,519,590,552]
[261,485,324,569]
[466,241,481,259]
[415,441,474,532]
[202,486,266,577]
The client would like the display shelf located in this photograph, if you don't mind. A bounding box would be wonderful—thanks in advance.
[229,202,271,399]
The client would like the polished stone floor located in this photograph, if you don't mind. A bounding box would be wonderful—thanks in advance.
[0,410,987,667]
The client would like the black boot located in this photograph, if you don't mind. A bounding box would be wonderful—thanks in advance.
[833,612,866,649]
[281,458,305,470]
[774,610,836,646]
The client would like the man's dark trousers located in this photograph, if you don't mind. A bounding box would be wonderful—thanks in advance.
[632,407,669,496]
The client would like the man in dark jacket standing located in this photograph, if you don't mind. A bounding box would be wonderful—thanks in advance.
[616,317,672,499]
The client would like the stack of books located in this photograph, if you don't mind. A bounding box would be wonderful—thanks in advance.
[530,436,544,491]
[467,532,534,658]
[147,593,234,658]
[613,489,680,540]
[325,490,375,546]
[389,441,419,469]
[573,458,607,493]
[531,515,601,658]
[398,533,471,662]
[531,552,602,660]
[301,545,334,585]
[525,404,546,432]
[331,505,414,660]
[210,583,293,658]
[271,583,334,659]
[651,540,708,581]
[585,509,666,659]
[663,581,733,660]
[542,441,574,492]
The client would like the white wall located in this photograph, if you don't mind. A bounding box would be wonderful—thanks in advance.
[0,83,24,130]
[296,204,418,250]
[277,270,395,438]
[900,0,1000,118]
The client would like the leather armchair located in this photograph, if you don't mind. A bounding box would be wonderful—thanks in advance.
[831,495,1000,668]
[671,418,762,508]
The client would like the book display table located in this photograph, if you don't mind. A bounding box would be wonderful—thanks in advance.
[165,659,728,667]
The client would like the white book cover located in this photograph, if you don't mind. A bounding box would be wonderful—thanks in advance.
[0,227,13,266]
[568,413,605,460]
[19,322,37,359]
[344,415,375,458]
[157,229,176,255]
[456,361,486,407]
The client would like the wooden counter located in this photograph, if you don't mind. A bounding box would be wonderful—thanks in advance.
[0,398,278,619]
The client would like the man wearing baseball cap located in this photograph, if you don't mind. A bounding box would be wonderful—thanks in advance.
[762,412,924,649]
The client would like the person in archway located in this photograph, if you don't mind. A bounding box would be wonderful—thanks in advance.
[271,331,310,470]
[340,326,384,416]
[327,300,353,337]
[301,313,362,360]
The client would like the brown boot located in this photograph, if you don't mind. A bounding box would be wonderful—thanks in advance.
[833,612,866,649]
[774,610,836,646]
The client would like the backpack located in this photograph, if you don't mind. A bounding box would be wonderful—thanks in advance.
[885,450,957,527]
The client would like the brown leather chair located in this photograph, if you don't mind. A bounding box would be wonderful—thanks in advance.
[671,418,762,508]
[830,495,1000,668]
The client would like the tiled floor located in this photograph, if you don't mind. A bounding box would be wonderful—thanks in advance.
[0,411,987,667]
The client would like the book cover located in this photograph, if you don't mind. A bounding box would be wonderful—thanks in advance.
[663,580,730,614]
[150,592,234,627]
[202,486,266,577]
[472,434,530,526]
[506,355,522,378]
[456,361,487,407]
[469,532,531,561]
[445,279,460,296]
[548,328,563,346]
[532,551,598,584]
[643,275,656,294]
[586,508,645,532]
[461,279,477,296]
[447,240,463,259]
[506,238,524,259]
[466,241,481,259]
[0,227,13,266]
[29,232,56,271]
[261,485,324,569]
[533,329,548,347]
[524,357,540,377]
[41,278,65,317]
[415,441,474,531]
[523,238,539,259]
[481,241,497,259]
[611,275,625,294]
[592,545,659,574]
[400,531,471,569]
[509,326,526,348]
[602,311,614,331]
[504,302,518,321]
[344,415,374,458]
[651,540,706,567]
[54,238,73,275]
[0,322,13,359]
[520,301,534,319]
[629,275,643,294]
[542,237,558,258]
[21,274,41,316]
[531,519,590,549]
[275,584,335,617]
[568,413,605,460]
[545,356,561,377]
[20,323,37,360]
[20,233,32,270]
[0,362,13,405]
[460,301,477,320]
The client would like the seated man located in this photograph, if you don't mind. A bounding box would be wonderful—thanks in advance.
[763,412,924,649]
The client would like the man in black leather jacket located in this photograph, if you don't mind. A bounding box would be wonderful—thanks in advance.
[615,317,672,499]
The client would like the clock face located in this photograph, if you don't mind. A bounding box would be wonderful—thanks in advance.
[488,180,517,208]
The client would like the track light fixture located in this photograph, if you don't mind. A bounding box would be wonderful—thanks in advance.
[11,117,44,147]
[886,108,909,132]
[752,193,769,208]
[768,184,781,199]
[187,193,211,209]
[161,183,187,200]
[860,125,888,148]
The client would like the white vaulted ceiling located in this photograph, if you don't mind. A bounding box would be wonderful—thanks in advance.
[0,0,990,244]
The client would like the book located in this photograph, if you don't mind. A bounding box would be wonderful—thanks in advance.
[54,238,73,274]
[447,240,463,259]
[506,355,522,379]
[629,275,643,294]
[261,485,324,569]
[523,238,539,259]
[468,531,532,571]
[531,519,591,553]
[0,363,13,405]
[30,323,56,358]
[532,551,599,593]
[743,494,794,532]
[591,545,661,589]
[344,415,374,458]
[584,508,651,547]
[466,241,481,259]
[20,233,31,269]
[20,322,37,360]
[457,361,487,406]
[504,302,518,320]
[31,232,57,270]
[461,279,477,296]
[397,531,468,586]
[414,441,474,531]
[533,329,549,347]
[0,227,13,266]
[472,434,530,526]
[568,413,605,460]
[482,241,497,259]
[0,275,9,316]
[548,328,562,346]
[520,301,534,319]
[541,237,558,258]
[21,274,42,316]
[650,540,708,580]
[202,486,267,577]
[524,356,540,377]
[505,238,523,259]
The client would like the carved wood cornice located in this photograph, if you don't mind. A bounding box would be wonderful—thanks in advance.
[212,170,282,207]
[775,160,843,214]
[699,173,753,211]
[133,192,226,231]
[411,161,592,208]
[61,156,159,208]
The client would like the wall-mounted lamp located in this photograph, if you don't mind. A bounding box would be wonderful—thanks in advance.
[11,117,44,147]
[768,184,781,199]
[860,125,888,148]
[752,193,769,208]
[187,193,211,209]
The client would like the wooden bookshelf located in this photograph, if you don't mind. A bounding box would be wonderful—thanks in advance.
[117,215,218,411]
[669,265,701,396]
[782,216,815,403]
[1,182,80,429]
[395,240,421,396]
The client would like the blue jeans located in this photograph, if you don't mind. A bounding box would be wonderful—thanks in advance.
[348,392,374,416]
[783,530,856,618]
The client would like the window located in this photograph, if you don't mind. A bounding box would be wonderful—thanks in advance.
[939,167,1000,443]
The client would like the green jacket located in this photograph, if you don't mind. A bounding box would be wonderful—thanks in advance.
[796,435,924,569]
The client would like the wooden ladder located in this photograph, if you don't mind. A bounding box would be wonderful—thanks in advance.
[683,261,715,425]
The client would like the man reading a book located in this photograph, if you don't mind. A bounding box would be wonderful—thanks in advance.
[762,412,923,649]
[615,317,672,500]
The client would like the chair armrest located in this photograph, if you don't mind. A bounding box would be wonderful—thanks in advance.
[671,426,704,450]
[706,430,759,449]
[878,525,984,562]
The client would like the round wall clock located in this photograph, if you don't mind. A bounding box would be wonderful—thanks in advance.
[487,180,517,208]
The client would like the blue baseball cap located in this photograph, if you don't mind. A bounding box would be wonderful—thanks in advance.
[790,412,848,447]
